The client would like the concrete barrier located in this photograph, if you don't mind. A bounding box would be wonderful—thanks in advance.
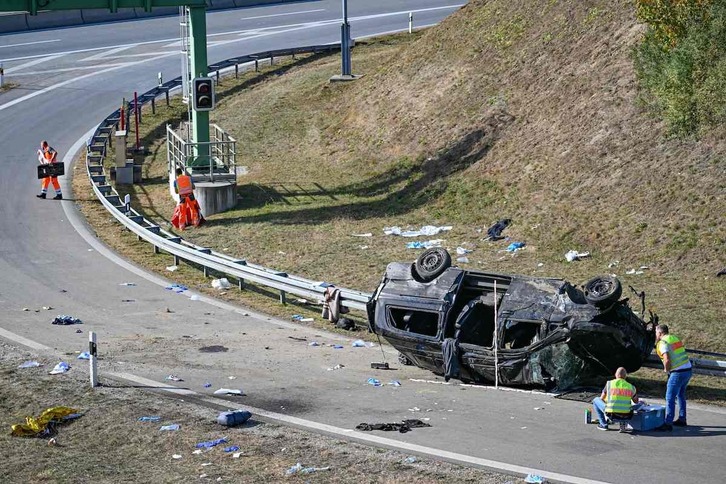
[81,8,137,24]
[0,13,29,34]
[26,10,84,30]
[195,181,237,216]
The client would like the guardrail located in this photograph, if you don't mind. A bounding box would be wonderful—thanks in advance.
[83,42,726,377]
[84,43,374,311]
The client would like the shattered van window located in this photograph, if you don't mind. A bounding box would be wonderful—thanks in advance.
[389,307,439,337]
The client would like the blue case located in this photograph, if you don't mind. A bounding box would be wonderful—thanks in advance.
[629,405,665,431]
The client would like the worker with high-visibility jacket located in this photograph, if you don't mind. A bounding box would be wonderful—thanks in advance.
[591,367,640,431]
[171,167,204,230]
[173,168,195,201]
[36,140,62,200]
[654,324,692,431]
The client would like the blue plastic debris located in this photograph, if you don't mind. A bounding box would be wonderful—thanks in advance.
[223,446,240,453]
[388,380,402,387]
[203,382,212,388]
[367,378,382,387]
[217,410,252,427]
[352,340,366,347]
[51,315,82,325]
[165,284,188,293]
[196,438,227,449]
[332,344,344,349]
[138,416,161,422]
[506,242,526,252]
[524,474,546,483]
[77,352,90,360]
[308,341,320,347]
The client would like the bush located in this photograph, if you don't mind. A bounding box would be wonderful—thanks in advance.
[634,0,726,136]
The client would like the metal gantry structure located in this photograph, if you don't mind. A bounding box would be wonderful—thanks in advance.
[1,0,212,146]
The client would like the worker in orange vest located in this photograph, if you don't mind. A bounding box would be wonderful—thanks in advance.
[172,168,204,229]
[173,167,195,202]
[37,140,62,200]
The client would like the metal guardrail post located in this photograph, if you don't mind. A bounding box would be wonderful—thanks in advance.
[280,290,286,305]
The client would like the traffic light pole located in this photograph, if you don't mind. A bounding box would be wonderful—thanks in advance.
[189,5,210,156]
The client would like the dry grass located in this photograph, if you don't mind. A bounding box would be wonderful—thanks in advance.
[0,343,510,483]
[72,3,724,402]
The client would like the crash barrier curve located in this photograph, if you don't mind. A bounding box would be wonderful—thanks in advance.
[83,43,726,377]
[0,0,296,34]
[85,43,369,313]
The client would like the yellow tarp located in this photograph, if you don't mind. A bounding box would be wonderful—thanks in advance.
[11,406,79,437]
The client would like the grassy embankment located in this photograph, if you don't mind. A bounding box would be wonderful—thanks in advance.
[74,0,725,402]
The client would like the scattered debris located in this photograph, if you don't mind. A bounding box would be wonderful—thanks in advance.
[213,388,245,396]
[22,308,30,312]
[159,424,180,431]
[288,336,307,342]
[335,317,356,331]
[217,410,252,427]
[232,452,243,458]
[286,463,331,476]
[165,375,183,382]
[525,474,546,484]
[138,416,161,422]
[367,378,382,387]
[75,329,82,334]
[77,352,90,360]
[331,344,344,349]
[486,219,511,240]
[223,446,240,453]
[351,233,373,237]
[406,239,443,249]
[165,284,188,293]
[166,265,178,272]
[10,406,80,437]
[457,256,470,263]
[370,362,389,370]
[51,315,82,325]
[506,242,526,252]
[565,250,590,262]
[203,382,212,388]
[717,268,726,277]
[42,306,53,310]
[119,282,137,286]
[408,407,421,412]
[388,380,402,387]
[308,341,321,347]
[211,278,232,290]
[18,361,41,369]
[456,247,473,255]
[196,438,228,449]
[384,225,452,237]
[327,364,345,371]
[49,362,71,375]
[295,298,310,304]
[172,454,182,460]
[404,456,417,463]
[352,340,366,347]
[291,314,314,322]
[356,419,431,433]
[608,260,620,268]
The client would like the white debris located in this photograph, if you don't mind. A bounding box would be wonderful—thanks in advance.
[565,250,590,262]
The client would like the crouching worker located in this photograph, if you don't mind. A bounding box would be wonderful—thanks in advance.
[171,168,205,230]
[592,367,639,431]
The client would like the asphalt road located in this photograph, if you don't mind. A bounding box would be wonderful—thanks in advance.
[1,2,725,483]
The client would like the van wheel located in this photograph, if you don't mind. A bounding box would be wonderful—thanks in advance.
[584,275,622,308]
[413,248,452,282]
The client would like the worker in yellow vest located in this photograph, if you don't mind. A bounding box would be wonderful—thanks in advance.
[592,367,639,431]
[654,324,692,431]
[36,140,62,200]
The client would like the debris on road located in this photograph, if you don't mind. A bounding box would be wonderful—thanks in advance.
[165,375,183,382]
[388,380,402,387]
[119,282,137,286]
[370,362,389,370]
[355,419,431,433]
[77,352,90,360]
[49,362,71,374]
[51,315,82,325]
[336,317,356,330]
[367,378,382,387]
[291,314,314,322]
[308,341,321,347]
[213,388,245,396]
[165,284,188,293]
[525,474,546,483]
[327,364,345,371]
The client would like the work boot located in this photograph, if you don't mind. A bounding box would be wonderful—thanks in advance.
[655,423,673,432]
[53,194,63,200]
[673,419,687,427]
[36,193,46,199]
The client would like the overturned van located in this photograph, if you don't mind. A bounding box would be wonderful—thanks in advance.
[367,248,656,390]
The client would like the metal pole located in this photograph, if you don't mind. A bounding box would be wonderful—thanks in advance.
[0,62,4,88]
[189,6,210,161]
[494,280,499,389]
[341,0,351,76]
[89,331,98,388]
[409,12,413,34]
[134,91,140,149]
[120,99,125,131]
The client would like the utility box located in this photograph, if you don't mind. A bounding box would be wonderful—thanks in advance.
[116,160,135,185]
[115,130,128,168]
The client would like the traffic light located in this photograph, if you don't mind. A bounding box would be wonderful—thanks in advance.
[192,77,215,111]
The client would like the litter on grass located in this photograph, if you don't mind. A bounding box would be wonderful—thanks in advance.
[565,250,590,262]
[196,438,228,449]
[351,233,373,237]
[18,361,41,369]
[159,424,180,431]
[166,265,178,272]
[506,242,526,252]
[456,247,473,255]
[406,239,444,249]
[49,362,70,374]
[286,463,331,476]
[214,388,245,396]
[138,416,161,422]
[10,406,81,437]
[457,256,470,263]
[525,474,547,484]
[223,446,240,453]
[211,278,232,290]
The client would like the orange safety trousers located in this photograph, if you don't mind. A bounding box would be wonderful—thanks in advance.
[41,177,61,191]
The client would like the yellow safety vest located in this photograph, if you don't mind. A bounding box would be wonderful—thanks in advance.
[604,378,635,414]
[657,334,690,370]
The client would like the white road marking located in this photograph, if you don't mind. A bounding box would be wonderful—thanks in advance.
[0,38,61,49]
[241,8,326,21]
[80,45,133,62]
[9,63,130,76]
[0,51,176,113]
[0,327,51,351]
[109,371,609,484]
[5,53,65,74]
